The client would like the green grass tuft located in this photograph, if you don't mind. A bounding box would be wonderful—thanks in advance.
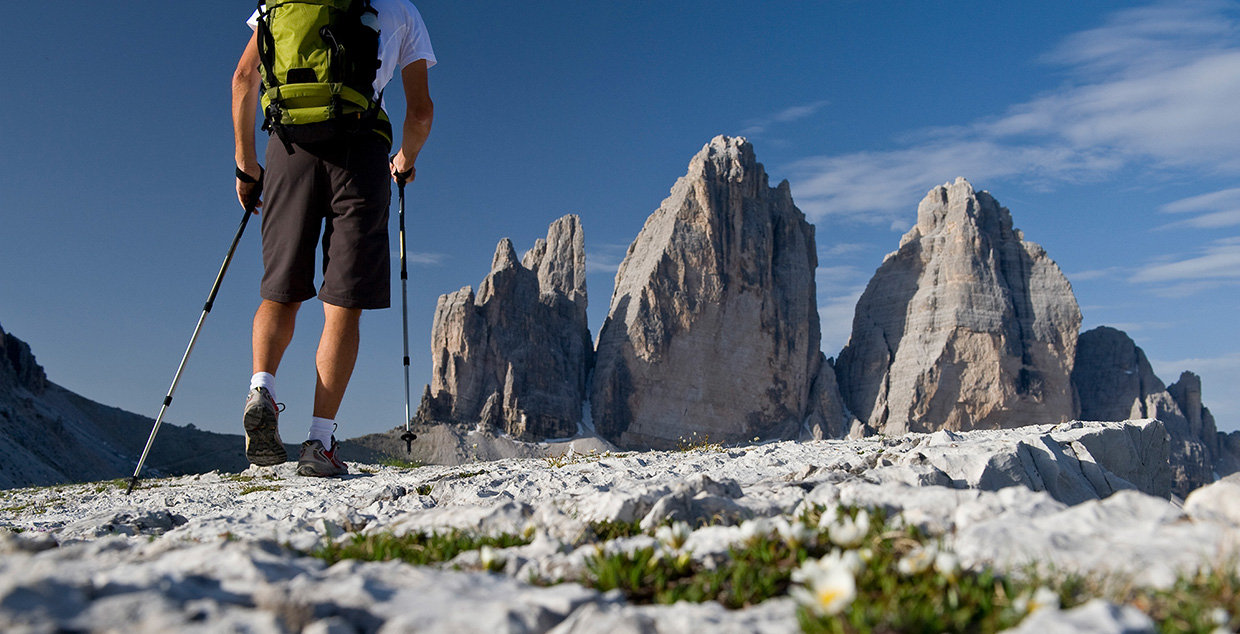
[311,529,532,567]
[380,457,423,469]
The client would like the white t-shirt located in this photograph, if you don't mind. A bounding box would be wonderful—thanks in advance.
[248,0,436,98]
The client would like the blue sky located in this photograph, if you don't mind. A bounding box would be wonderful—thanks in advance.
[2,1,1238,441]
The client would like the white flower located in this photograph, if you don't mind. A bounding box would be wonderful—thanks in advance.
[1211,607,1230,626]
[790,561,857,617]
[822,509,870,549]
[655,521,692,551]
[777,520,817,549]
[933,550,960,580]
[794,549,863,584]
[738,518,774,544]
[479,545,504,572]
[897,543,937,576]
[1013,586,1060,614]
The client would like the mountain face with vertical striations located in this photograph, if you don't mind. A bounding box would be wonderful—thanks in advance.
[1072,325,1235,496]
[416,215,593,441]
[591,136,849,449]
[0,321,253,489]
[836,178,1082,436]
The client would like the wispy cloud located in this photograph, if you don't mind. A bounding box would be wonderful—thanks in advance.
[585,243,630,275]
[1066,266,1131,282]
[1158,187,1240,228]
[774,101,831,123]
[392,251,446,266]
[741,100,831,138]
[786,1,1240,224]
[1131,237,1240,283]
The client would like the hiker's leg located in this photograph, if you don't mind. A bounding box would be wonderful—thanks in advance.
[312,301,362,420]
[252,299,301,375]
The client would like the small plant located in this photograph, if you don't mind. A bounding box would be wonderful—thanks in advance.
[454,469,488,479]
[676,431,724,453]
[92,478,129,493]
[544,449,624,469]
[415,484,433,496]
[588,519,645,542]
[311,528,532,568]
[380,457,422,469]
[239,484,281,495]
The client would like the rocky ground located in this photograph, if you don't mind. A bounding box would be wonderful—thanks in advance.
[2,420,1238,633]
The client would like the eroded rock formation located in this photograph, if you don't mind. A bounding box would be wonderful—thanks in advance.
[1072,326,1227,496]
[836,178,1082,435]
[417,215,592,441]
[591,136,848,449]
[0,322,47,395]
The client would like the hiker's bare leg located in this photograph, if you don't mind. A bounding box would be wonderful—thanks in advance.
[313,302,362,420]
[252,299,300,374]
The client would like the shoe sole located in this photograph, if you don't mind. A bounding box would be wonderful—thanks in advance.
[244,404,287,466]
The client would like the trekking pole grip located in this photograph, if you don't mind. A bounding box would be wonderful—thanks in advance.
[390,154,412,187]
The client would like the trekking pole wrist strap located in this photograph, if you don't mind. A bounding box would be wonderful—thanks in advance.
[236,166,264,186]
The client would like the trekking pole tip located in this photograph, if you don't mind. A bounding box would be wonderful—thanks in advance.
[125,476,140,495]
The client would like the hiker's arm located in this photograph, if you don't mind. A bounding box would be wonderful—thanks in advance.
[233,32,264,212]
[391,60,433,183]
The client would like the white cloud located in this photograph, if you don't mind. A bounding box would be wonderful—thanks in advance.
[392,251,445,266]
[1066,266,1130,281]
[820,291,863,355]
[585,243,630,275]
[741,100,830,140]
[1131,237,1240,283]
[1158,187,1240,228]
[773,100,831,123]
[785,1,1240,223]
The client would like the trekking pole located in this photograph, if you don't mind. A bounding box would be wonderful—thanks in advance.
[395,165,418,454]
[126,168,263,495]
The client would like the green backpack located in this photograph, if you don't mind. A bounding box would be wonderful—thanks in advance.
[255,0,392,153]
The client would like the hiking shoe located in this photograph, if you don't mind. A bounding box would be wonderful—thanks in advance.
[297,437,348,477]
[243,387,287,466]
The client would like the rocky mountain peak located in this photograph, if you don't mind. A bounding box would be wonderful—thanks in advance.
[837,178,1081,435]
[0,321,47,395]
[591,135,848,449]
[912,177,1017,244]
[418,215,593,441]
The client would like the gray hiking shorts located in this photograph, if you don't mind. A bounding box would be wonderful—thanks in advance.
[260,134,391,310]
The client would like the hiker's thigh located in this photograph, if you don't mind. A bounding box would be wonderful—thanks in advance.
[260,142,326,304]
[319,135,391,310]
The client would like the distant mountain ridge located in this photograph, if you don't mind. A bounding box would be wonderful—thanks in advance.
[0,321,262,489]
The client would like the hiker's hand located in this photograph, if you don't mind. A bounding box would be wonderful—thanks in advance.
[390,155,415,184]
[236,165,264,214]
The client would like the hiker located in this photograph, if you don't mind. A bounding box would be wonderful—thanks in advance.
[231,0,435,476]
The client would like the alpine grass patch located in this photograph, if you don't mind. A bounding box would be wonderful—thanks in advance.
[565,504,1240,633]
[311,528,532,568]
[379,457,422,469]
[239,484,281,495]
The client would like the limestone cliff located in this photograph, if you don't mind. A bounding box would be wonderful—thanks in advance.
[591,136,848,449]
[1072,326,1226,496]
[836,178,1082,435]
[417,215,592,441]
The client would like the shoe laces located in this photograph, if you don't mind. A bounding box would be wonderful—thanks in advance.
[248,387,285,412]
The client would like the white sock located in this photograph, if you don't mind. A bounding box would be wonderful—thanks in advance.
[308,417,336,449]
[250,372,276,402]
